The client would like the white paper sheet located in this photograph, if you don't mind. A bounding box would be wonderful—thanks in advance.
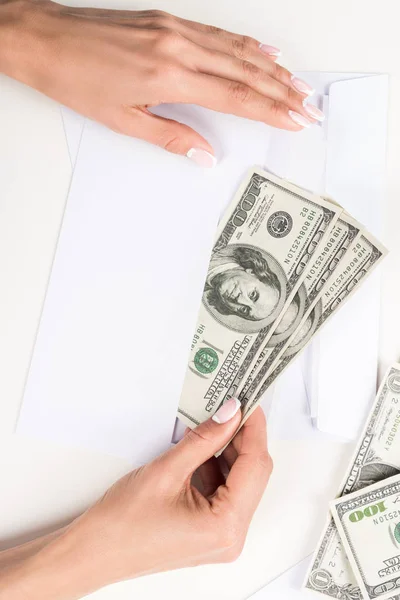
[0,76,72,438]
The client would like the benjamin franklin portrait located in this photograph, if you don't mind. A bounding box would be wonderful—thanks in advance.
[203,244,287,334]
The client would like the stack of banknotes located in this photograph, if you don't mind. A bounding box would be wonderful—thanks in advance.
[304,363,400,600]
[178,167,387,433]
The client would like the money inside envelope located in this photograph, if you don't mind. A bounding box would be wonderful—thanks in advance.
[178,167,387,433]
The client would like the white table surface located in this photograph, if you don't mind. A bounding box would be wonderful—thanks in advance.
[2,1,400,598]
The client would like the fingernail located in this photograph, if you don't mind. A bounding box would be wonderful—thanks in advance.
[291,76,314,96]
[288,111,311,128]
[304,103,325,122]
[212,398,241,424]
[186,148,216,168]
[259,43,281,57]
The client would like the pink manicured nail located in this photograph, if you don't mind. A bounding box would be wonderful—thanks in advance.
[212,398,241,424]
[259,43,281,57]
[288,111,311,128]
[186,148,216,168]
[304,103,325,122]
[291,76,315,96]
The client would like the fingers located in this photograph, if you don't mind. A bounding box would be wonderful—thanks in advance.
[173,18,320,119]
[184,72,311,131]
[213,407,272,521]
[191,46,312,122]
[178,17,278,63]
[176,19,305,93]
[114,108,216,166]
[160,398,242,482]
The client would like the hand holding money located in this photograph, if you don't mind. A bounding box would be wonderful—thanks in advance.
[0,405,271,600]
[176,168,389,596]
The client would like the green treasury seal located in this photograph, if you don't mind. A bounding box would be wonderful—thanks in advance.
[194,348,219,374]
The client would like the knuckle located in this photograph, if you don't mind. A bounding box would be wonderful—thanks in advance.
[186,422,214,445]
[229,81,252,105]
[286,86,297,103]
[269,98,284,119]
[222,539,245,563]
[162,135,183,154]
[280,66,293,83]
[276,83,290,105]
[257,451,274,477]
[219,525,240,552]
[207,24,224,35]
[242,60,262,85]
[273,63,288,83]
[147,9,170,21]
[240,34,256,49]
[155,27,184,52]
[287,86,304,107]
[231,38,249,60]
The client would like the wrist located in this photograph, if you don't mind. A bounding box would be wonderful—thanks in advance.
[0,522,100,600]
[0,514,136,600]
[0,0,61,89]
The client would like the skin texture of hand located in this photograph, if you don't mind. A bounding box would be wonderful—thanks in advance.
[0,403,272,600]
[0,0,323,164]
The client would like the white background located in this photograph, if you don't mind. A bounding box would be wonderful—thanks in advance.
[1,1,400,598]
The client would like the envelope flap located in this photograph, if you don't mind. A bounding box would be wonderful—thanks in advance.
[326,74,389,237]
[315,74,389,439]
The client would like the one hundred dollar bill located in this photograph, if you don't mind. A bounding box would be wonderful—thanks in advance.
[241,228,387,418]
[330,473,400,600]
[304,364,400,600]
[234,214,360,402]
[178,168,340,428]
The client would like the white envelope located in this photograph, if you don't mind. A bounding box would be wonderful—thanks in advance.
[0,76,72,439]
[54,72,388,451]
[263,73,388,442]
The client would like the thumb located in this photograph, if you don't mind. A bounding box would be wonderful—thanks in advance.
[119,109,216,168]
[164,398,242,480]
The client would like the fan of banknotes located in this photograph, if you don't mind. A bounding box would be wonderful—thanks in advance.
[304,363,400,600]
[178,167,387,433]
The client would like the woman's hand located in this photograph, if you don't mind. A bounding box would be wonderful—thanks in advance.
[1,0,323,166]
[0,402,272,600]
